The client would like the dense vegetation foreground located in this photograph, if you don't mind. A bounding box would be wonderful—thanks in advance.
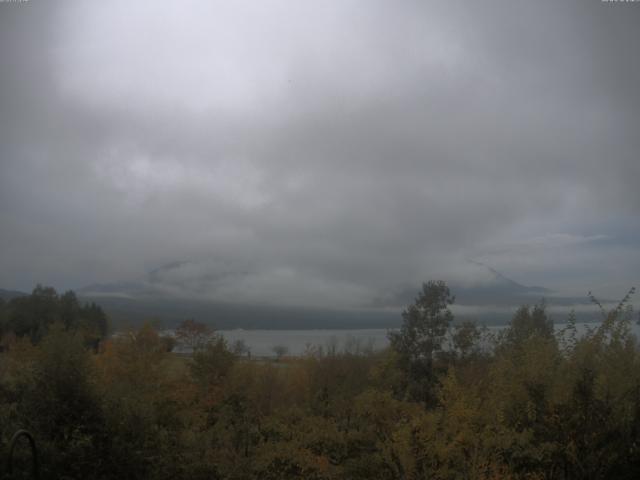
[1,283,640,479]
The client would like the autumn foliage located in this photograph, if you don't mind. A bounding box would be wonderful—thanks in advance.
[1,284,640,479]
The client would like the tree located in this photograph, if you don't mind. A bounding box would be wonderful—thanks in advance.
[79,301,109,344]
[388,280,455,405]
[7,285,60,342]
[4,286,109,346]
[272,345,289,360]
[175,319,214,353]
[452,320,482,359]
[21,325,105,478]
[191,336,236,388]
[0,297,7,340]
[389,281,455,360]
[59,290,81,330]
[232,339,251,357]
[505,302,553,346]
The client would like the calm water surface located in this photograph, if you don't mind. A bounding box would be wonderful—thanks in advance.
[214,322,640,357]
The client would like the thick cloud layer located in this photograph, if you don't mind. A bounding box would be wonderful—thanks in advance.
[1,0,639,308]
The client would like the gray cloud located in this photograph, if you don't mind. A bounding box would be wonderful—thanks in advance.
[1,0,639,308]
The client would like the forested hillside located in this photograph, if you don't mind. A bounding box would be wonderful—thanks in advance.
[1,282,639,479]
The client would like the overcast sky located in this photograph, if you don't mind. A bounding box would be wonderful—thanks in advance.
[1,0,639,308]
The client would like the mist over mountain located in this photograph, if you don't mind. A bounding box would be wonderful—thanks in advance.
[0,288,27,301]
[79,260,546,302]
[70,260,602,329]
[381,261,554,308]
[1,259,612,330]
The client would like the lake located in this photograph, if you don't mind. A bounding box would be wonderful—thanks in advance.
[216,328,390,357]
[211,321,640,357]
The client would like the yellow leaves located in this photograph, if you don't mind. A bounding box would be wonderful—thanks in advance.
[525,400,537,423]
[354,389,414,436]
[252,441,335,480]
[6,303,640,480]
[96,323,170,386]
[370,348,405,392]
